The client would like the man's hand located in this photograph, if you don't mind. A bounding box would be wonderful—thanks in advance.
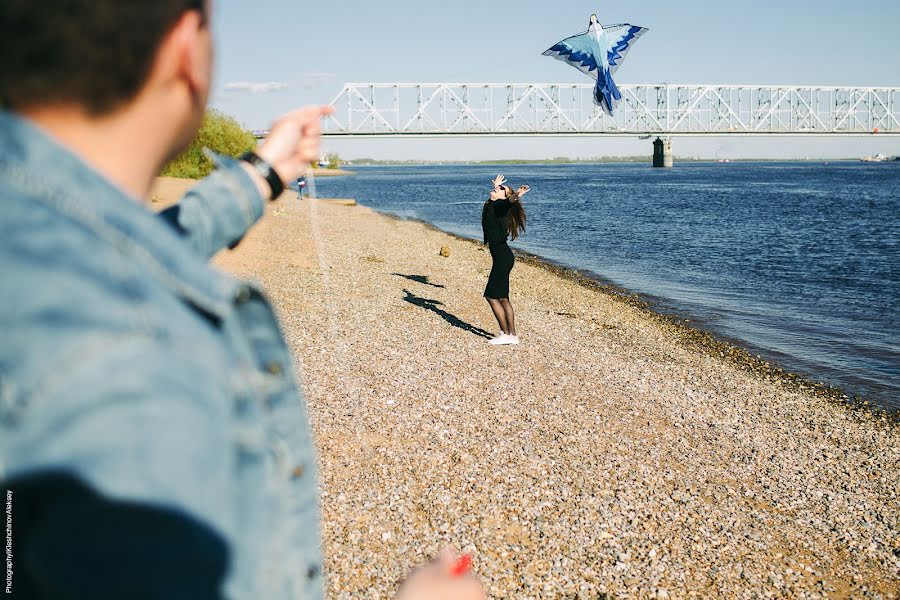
[396,550,485,600]
[256,105,335,184]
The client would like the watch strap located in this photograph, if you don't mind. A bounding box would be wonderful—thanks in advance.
[239,151,285,200]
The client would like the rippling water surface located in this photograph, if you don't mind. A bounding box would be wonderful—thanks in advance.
[314,162,900,411]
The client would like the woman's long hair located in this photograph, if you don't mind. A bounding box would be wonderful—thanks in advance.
[502,185,527,240]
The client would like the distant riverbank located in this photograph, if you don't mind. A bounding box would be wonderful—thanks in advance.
[343,157,863,166]
[310,167,355,177]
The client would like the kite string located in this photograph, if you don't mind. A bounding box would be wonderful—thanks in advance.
[306,170,317,202]
[301,169,364,405]
[305,170,337,335]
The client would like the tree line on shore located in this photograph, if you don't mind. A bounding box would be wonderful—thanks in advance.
[162,110,339,179]
[160,111,867,177]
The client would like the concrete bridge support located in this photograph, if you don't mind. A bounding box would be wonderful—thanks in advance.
[653,137,673,168]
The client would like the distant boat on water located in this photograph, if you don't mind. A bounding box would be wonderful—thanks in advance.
[860,153,896,162]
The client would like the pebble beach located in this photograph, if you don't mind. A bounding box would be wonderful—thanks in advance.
[152,177,899,599]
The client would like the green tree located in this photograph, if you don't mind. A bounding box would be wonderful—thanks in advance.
[324,152,342,170]
[162,109,256,179]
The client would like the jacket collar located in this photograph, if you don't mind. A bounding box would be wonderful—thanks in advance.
[0,110,239,317]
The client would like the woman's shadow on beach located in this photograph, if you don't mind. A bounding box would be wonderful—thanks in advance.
[392,273,445,289]
[400,288,493,339]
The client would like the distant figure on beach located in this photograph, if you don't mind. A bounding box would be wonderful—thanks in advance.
[482,174,529,345]
[297,175,307,198]
[0,1,482,598]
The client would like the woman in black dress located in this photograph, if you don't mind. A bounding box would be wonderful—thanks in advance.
[482,174,529,345]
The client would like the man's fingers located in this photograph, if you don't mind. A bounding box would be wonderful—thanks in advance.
[258,105,336,183]
[298,137,318,154]
[279,105,334,128]
[268,105,332,141]
[298,142,319,165]
[300,117,323,138]
[282,105,333,122]
[432,549,457,571]
[396,549,485,600]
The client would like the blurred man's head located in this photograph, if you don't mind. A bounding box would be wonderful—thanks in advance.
[0,0,213,160]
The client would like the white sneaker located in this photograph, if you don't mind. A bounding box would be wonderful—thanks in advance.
[489,334,519,346]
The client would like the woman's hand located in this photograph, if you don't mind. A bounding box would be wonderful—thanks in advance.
[492,174,507,188]
[515,185,530,198]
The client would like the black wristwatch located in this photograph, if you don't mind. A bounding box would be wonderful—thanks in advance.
[239,151,285,200]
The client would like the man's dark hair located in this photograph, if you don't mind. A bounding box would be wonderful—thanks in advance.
[0,0,206,116]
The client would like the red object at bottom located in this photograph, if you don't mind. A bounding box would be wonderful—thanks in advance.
[451,554,472,577]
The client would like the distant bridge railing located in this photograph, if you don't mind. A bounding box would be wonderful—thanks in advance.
[270,83,900,138]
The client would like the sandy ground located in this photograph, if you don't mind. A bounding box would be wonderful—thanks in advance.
[310,167,355,177]
[152,177,898,600]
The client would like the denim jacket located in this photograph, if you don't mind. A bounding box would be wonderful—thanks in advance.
[0,111,322,599]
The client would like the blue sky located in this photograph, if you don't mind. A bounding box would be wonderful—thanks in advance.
[210,0,900,159]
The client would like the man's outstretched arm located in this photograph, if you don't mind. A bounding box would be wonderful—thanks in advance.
[158,106,334,259]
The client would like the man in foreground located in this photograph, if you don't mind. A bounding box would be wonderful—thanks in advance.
[0,1,483,598]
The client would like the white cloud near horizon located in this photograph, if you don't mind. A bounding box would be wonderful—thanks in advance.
[300,72,337,89]
[224,81,289,94]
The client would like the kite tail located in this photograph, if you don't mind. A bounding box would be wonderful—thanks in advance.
[594,69,622,116]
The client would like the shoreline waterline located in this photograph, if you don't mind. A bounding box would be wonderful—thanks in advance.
[154,175,895,417]
[312,162,900,414]
[369,206,895,420]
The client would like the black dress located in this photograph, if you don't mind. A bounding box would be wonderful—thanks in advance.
[482,199,515,299]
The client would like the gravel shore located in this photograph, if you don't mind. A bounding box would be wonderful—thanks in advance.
[155,178,898,599]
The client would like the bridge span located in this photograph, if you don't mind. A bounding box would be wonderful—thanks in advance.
[252,83,899,165]
[313,83,900,137]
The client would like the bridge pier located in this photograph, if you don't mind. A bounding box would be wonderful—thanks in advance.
[652,137,673,168]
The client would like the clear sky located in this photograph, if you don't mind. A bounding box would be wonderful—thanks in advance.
[210,0,900,160]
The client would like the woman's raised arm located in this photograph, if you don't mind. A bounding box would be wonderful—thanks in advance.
[512,184,530,202]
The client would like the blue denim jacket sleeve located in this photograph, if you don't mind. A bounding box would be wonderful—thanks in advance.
[158,154,265,259]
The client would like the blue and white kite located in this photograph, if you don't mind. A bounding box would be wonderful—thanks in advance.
[542,14,648,116]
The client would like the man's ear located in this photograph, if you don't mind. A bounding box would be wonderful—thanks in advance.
[155,9,212,104]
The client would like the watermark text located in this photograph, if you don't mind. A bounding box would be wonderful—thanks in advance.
[5,490,12,595]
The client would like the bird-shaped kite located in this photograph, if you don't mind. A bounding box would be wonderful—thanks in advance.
[542,14,648,116]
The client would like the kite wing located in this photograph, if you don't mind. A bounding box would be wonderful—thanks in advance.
[601,24,649,75]
[542,31,603,80]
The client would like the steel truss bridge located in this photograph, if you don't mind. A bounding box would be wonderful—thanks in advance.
[303,83,900,138]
